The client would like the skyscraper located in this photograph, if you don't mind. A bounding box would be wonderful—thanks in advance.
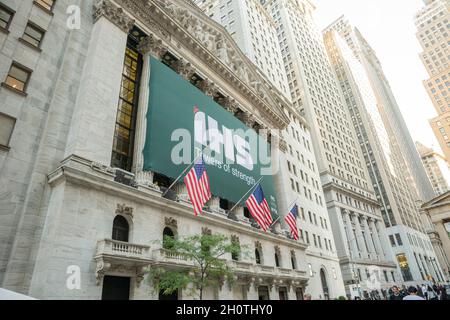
[324,17,446,285]
[262,0,399,298]
[414,0,450,164]
[416,141,450,195]
[328,16,435,203]
[196,0,347,299]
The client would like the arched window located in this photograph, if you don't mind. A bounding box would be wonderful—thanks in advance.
[112,215,129,242]
[163,227,175,249]
[255,249,261,265]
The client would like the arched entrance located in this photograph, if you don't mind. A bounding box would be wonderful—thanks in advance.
[320,268,330,300]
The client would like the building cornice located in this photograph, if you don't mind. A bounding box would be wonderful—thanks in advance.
[112,0,291,130]
[47,155,308,250]
[94,0,135,33]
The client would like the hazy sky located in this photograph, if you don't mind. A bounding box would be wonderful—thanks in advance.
[313,0,442,152]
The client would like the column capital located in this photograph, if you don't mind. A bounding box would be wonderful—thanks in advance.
[197,79,218,97]
[93,0,135,33]
[137,34,167,58]
[176,59,196,80]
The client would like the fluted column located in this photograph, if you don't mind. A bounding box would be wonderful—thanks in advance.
[343,210,358,259]
[369,219,385,261]
[361,216,376,259]
[375,220,392,261]
[352,213,368,259]
[134,35,167,187]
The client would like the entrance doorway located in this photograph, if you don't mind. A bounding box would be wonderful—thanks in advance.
[159,289,179,300]
[101,276,131,300]
[320,269,330,300]
[258,286,270,300]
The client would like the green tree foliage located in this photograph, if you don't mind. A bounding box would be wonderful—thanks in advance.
[148,234,246,300]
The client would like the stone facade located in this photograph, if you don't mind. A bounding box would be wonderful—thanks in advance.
[0,0,313,300]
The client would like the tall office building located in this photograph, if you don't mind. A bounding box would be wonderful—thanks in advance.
[196,0,346,300]
[262,0,400,299]
[414,0,450,164]
[324,20,446,285]
[195,0,291,99]
[416,142,450,195]
[328,17,435,203]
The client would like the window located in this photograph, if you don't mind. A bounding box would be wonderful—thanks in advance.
[3,62,32,93]
[111,30,143,171]
[0,3,14,31]
[162,227,175,249]
[255,249,262,265]
[34,0,56,12]
[112,215,129,242]
[21,22,45,48]
[275,252,280,267]
[291,251,297,270]
[0,113,16,150]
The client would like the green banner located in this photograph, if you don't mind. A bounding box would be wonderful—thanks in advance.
[143,57,278,218]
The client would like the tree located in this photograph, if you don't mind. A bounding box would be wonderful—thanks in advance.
[148,234,246,300]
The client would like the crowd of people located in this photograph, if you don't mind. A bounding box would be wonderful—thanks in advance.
[388,284,448,301]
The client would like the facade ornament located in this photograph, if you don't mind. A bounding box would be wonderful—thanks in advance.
[231,235,240,244]
[176,59,196,80]
[95,260,112,285]
[255,241,262,251]
[116,203,134,218]
[222,97,239,115]
[137,34,167,58]
[93,0,135,33]
[164,217,178,229]
[202,227,212,236]
[197,79,217,97]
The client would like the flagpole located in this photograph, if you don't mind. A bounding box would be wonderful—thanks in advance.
[161,146,209,198]
[270,197,299,227]
[227,177,264,214]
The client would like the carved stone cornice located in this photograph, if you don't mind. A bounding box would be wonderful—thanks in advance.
[222,97,239,115]
[93,0,135,33]
[202,227,212,236]
[164,217,178,229]
[114,0,291,130]
[116,203,134,218]
[197,79,218,97]
[176,59,196,80]
[137,34,167,58]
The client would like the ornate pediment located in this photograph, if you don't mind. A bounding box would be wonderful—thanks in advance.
[114,0,290,130]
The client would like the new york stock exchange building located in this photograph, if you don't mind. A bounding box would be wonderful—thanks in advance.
[0,0,337,300]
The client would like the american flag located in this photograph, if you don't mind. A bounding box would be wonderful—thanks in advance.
[246,184,273,231]
[184,155,211,216]
[285,204,299,240]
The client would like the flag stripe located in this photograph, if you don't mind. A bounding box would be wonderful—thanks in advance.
[184,157,211,217]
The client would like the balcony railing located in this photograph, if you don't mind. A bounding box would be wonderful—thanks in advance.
[96,239,151,261]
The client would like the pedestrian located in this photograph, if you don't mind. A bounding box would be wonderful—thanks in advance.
[403,286,425,300]
[427,285,438,300]
[304,294,312,300]
[389,286,403,300]
[421,284,428,299]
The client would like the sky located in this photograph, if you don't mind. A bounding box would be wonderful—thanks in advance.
[313,0,442,153]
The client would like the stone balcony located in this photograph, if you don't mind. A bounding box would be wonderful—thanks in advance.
[94,239,153,286]
[151,248,192,269]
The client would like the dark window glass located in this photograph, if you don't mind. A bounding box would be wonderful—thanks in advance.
[112,216,129,242]
[275,253,280,267]
[5,63,31,92]
[0,4,14,30]
[111,32,143,171]
[22,22,45,48]
[255,249,261,265]
[35,0,56,11]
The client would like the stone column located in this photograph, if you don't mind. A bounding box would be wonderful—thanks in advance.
[65,0,134,165]
[369,219,385,261]
[343,210,358,259]
[133,34,167,187]
[361,216,376,259]
[353,214,368,259]
[375,220,392,262]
